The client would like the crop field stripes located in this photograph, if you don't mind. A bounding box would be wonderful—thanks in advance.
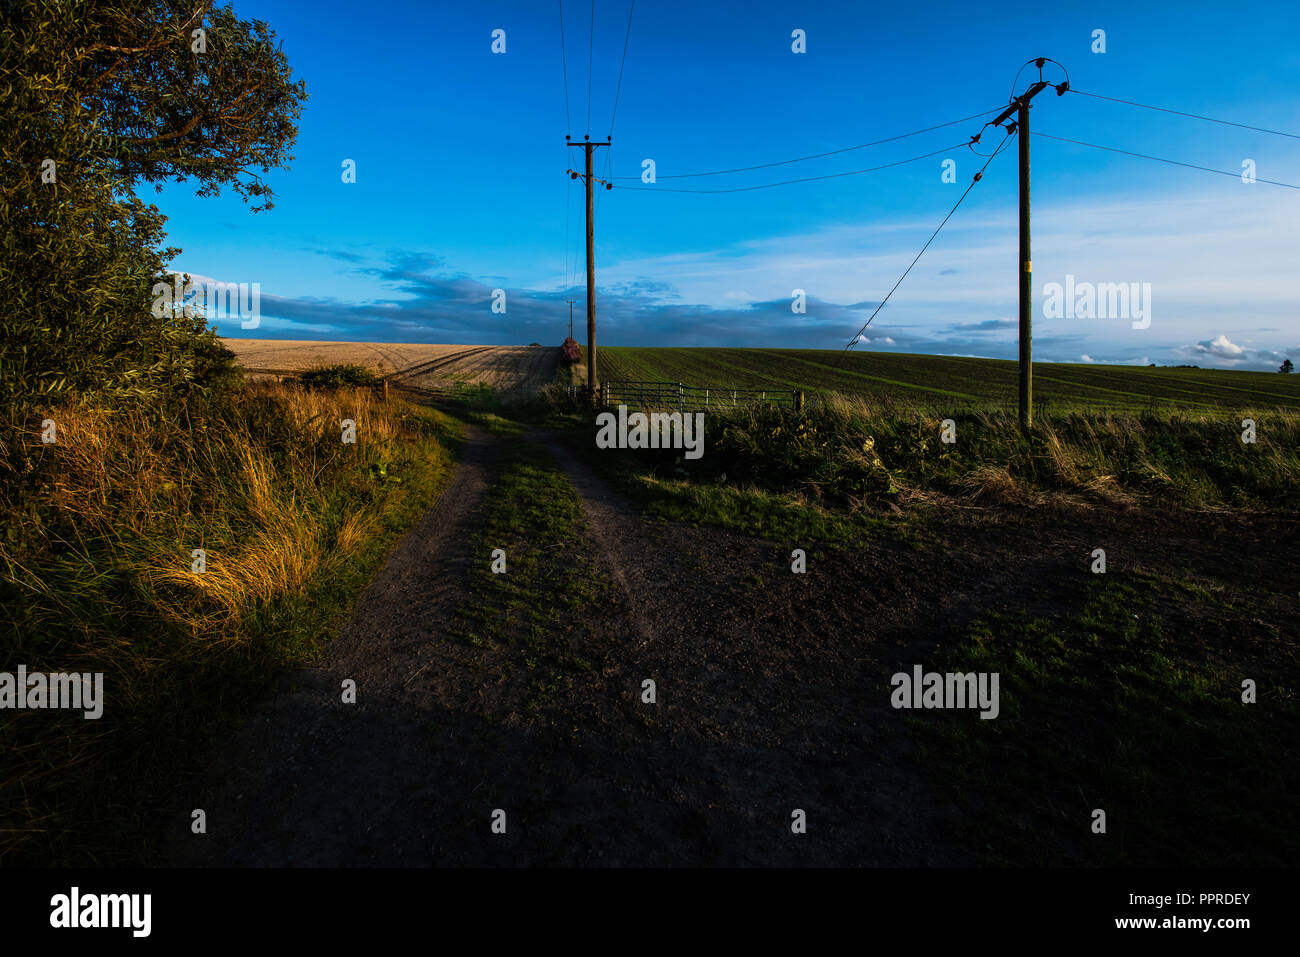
[598,347,1300,412]
[385,346,495,385]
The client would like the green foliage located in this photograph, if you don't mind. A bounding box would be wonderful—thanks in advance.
[691,396,1297,508]
[298,363,380,390]
[698,401,899,503]
[0,0,307,417]
[456,444,613,717]
[565,396,1300,543]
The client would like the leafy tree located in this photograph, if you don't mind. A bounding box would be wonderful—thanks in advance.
[1281,359,1294,374]
[0,1,307,415]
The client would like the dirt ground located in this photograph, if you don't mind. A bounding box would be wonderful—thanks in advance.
[161,420,1298,867]
[222,339,559,393]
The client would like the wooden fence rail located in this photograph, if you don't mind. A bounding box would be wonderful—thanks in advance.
[570,380,802,412]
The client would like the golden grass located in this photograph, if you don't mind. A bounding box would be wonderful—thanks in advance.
[7,381,437,638]
[0,379,458,864]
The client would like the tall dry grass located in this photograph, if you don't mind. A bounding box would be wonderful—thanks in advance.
[0,381,456,863]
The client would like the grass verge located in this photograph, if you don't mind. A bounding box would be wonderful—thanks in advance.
[0,382,459,865]
[529,389,1299,547]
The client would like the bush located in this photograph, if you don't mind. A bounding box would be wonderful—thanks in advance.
[687,394,1300,509]
[298,363,380,390]
[560,337,582,366]
[698,401,898,502]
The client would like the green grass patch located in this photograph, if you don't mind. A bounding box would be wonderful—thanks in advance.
[455,443,616,718]
[911,573,1299,866]
[550,421,917,547]
[463,410,524,436]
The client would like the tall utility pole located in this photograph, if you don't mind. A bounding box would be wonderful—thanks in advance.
[1017,93,1035,431]
[567,134,611,399]
[991,64,1059,431]
[565,299,578,339]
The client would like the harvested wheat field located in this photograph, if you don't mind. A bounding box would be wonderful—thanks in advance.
[223,339,560,395]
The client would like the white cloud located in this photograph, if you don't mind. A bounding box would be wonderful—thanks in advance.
[1174,336,1299,370]
[1195,334,1246,359]
[593,189,1300,364]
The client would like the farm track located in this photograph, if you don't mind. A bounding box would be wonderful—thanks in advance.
[163,425,509,866]
[161,422,963,865]
[160,411,1300,866]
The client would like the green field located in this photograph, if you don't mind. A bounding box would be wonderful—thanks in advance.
[596,347,1300,411]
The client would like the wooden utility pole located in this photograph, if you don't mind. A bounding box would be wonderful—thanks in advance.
[1018,95,1033,431]
[565,298,578,339]
[567,134,611,400]
[991,69,1053,431]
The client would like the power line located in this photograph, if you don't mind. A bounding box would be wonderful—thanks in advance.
[586,0,594,133]
[557,0,571,133]
[1066,88,1300,140]
[609,0,635,138]
[618,142,966,193]
[564,167,573,290]
[846,128,1017,350]
[597,142,612,217]
[1031,131,1300,189]
[611,106,1004,180]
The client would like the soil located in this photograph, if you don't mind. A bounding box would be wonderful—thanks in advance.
[224,339,560,394]
[161,422,1299,866]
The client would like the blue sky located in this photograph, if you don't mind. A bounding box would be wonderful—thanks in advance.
[158,0,1300,369]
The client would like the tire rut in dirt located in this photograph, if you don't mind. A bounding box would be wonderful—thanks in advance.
[533,433,974,865]
[161,425,515,866]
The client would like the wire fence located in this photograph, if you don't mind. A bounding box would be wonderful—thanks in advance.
[569,379,802,412]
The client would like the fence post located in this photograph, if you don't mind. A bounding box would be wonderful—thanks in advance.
[678,382,683,413]
[794,389,804,413]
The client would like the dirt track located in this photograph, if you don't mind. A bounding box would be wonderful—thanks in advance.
[223,339,559,394]
[162,424,963,866]
[161,420,1299,866]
